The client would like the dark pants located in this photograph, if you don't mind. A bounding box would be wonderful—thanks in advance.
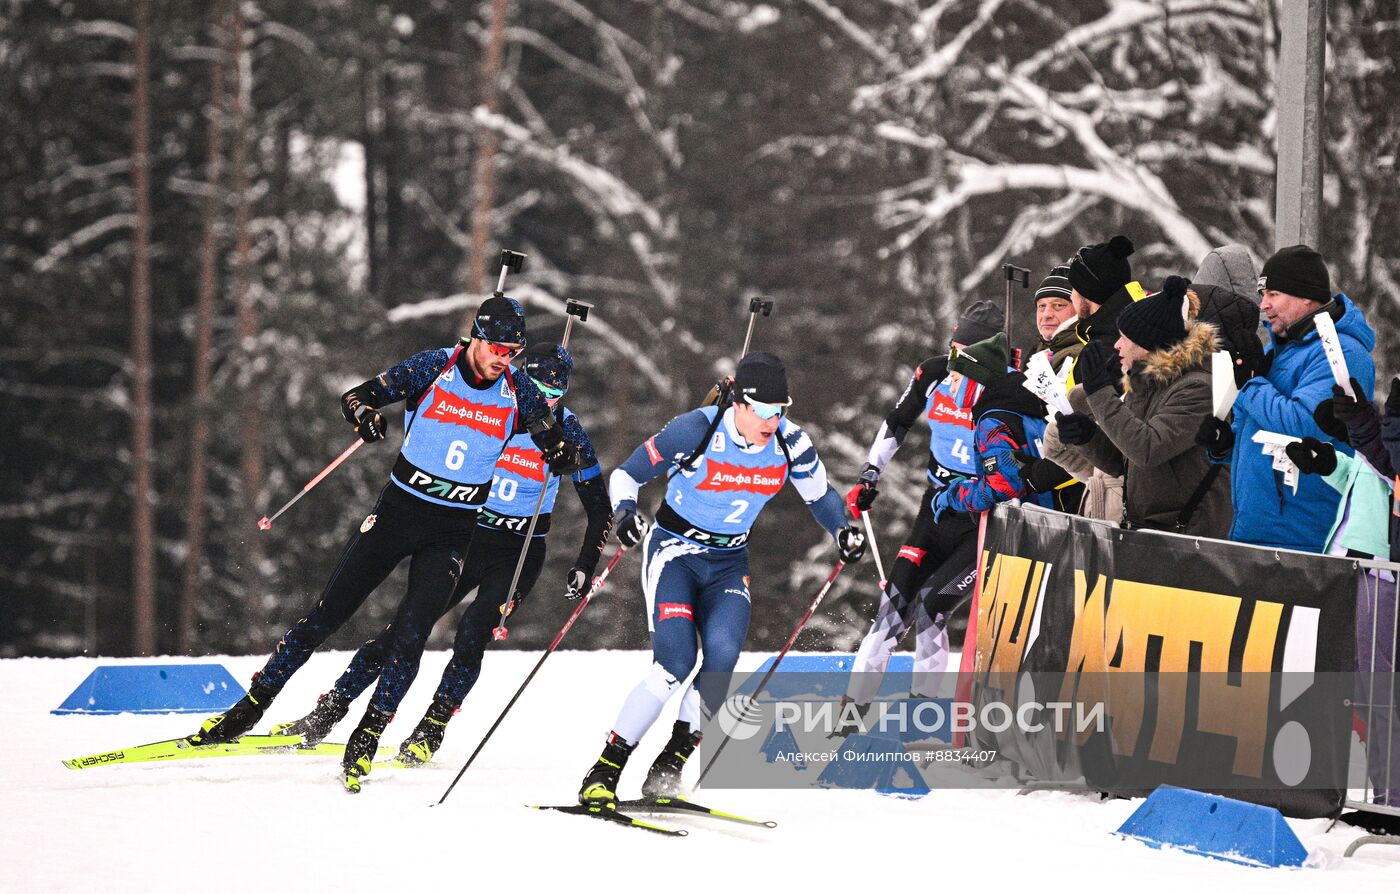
[847,486,977,705]
[256,484,478,716]
[330,525,547,710]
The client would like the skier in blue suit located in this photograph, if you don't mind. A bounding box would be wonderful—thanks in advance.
[576,352,866,807]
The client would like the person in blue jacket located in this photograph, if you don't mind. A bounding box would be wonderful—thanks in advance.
[265,343,612,767]
[191,296,581,787]
[1196,244,1376,553]
[577,352,866,807]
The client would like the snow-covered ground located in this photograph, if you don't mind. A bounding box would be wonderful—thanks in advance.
[9,651,1399,892]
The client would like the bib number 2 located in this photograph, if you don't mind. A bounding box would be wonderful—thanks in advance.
[723,499,750,525]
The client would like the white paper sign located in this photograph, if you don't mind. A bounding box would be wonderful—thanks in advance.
[1022,349,1074,416]
[1211,351,1238,420]
[1252,430,1302,494]
[1313,312,1354,398]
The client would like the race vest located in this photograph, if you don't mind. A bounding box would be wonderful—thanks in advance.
[392,345,518,508]
[481,413,568,523]
[925,374,978,482]
[663,406,789,540]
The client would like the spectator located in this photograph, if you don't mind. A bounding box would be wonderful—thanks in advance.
[1053,276,1231,537]
[1191,244,1266,385]
[1291,377,1400,813]
[1036,234,1143,521]
[1028,266,1086,514]
[1033,265,1080,362]
[1196,244,1376,552]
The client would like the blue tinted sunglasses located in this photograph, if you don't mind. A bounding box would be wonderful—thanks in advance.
[530,377,566,400]
[742,397,790,420]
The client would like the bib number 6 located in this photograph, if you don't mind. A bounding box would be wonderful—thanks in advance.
[445,440,469,471]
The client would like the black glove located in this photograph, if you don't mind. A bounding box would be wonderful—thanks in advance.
[613,505,648,548]
[1330,379,1369,426]
[836,526,866,563]
[1285,437,1337,476]
[564,566,590,600]
[848,463,880,513]
[1196,416,1234,458]
[543,438,581,476]
[1013,451,1073,494]
[1056,411,1098,446]
[1076,341,1122,395]
[341,383,386,443]
[1386,376,1400,418]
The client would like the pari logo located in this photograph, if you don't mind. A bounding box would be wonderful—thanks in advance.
[422,386,513,439]
[696,461,786,496]
[497,447,545,482]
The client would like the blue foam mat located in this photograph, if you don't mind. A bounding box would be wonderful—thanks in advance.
[1116,786,1309,868]
[53,664,246,715]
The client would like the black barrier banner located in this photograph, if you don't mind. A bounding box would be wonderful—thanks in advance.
[969,504,1357,818]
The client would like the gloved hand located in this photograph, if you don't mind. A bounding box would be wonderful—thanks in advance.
[1284,437,1338,476]
[564,566,590,600]
[1076,341,1122,395]
[612,503,648,548]
[1196,416,1235,458]
[1056,411,1098,446]
[845,463,880,515]
[1330,378,1369,426]
[541,438,581,476]
[352,406,386,443]
[1386,376,1400,418]
[836,526,866,563]
[1012,451,1072,494]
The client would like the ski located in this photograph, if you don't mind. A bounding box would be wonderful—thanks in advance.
[530,804,688,837]
[617,796,777,828]
[61,734,342,770]
[370,757,426,772]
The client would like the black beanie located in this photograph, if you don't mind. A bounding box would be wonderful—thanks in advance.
[474,294,526,343]
[1068,235,1135,304]
[951,299,1005,345]
[1259,244,1331,304]
[1117,275,1191,352]
[1035,266,1072,303]
[735,351,789,404]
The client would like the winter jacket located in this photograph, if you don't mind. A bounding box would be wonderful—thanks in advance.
[1063,320,1232,538]
[1037,316,1082,365]
[1042,416,1124,522]
[1225,293,1376,552]
[937,373,1056,517]
[1318,454,1392,560]
[1335,391,1400,563]
[1193,244,1265,385]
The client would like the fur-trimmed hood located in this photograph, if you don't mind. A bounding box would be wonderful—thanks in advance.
[1122,288,1219,393]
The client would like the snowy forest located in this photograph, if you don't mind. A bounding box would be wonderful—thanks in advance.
[3,0,1398,659]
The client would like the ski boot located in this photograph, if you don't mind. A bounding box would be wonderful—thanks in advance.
[270,690,352,746]
[341,707,392,792]
[577,732,636,809]
[641,720,702,798]
[395,695,457,766]
[192,680,276,745]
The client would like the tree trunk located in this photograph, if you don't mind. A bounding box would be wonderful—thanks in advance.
[129,0,158,657]
[180,0,229,655]
[230,1,267,637]
[466,0,509,307]
[361,65,380,298]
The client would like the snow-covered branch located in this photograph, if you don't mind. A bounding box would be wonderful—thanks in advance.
[32,213,136,272]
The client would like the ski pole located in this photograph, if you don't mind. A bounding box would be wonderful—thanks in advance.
[491,481,551,641]
[437,543,632,805]
[861,510,888,590]
[257,438,364,531]
[695,559,847,788]
[493,295,591,639]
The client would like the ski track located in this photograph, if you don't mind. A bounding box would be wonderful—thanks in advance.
[8,651,1398,892]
